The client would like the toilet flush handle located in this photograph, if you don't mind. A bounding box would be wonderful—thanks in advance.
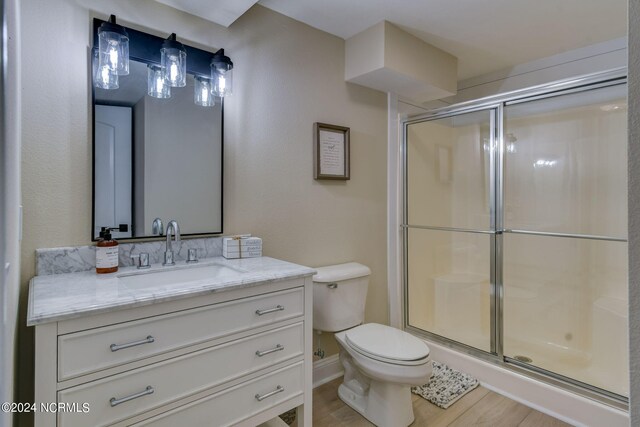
[327,283,338,289]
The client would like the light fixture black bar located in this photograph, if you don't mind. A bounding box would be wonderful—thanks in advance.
[92,18,221,78]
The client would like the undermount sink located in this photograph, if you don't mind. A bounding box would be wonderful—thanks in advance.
[118,262,248,288]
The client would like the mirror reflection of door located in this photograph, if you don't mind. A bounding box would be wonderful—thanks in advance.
[94,105,133,239]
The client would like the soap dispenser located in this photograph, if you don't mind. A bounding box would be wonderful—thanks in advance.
[96,226,121,274]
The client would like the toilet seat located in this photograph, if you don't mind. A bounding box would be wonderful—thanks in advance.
[345,323,430,366]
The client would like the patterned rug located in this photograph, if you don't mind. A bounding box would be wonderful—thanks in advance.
[279,408,297,425]
[411,361,479,409]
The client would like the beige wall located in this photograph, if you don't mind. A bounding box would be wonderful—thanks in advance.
[17,1,387,422]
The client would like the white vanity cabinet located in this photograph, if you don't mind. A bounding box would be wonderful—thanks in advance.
[30,260,314,427]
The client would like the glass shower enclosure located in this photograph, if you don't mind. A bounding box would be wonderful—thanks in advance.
[403,71,628,403]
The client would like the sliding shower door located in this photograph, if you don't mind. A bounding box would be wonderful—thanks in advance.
[502,83,628,397]
[403,75,628,400]
[405,109,496,353]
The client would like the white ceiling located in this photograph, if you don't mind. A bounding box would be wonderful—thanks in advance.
[258,0,627,80]
[154,0,259,27]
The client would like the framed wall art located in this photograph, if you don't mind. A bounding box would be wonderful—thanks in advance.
[313,122,350,180]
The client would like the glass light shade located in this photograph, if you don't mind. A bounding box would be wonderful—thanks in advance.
[161,47,187,88]
[211,66,232,98]
[98,28,129,76]
[93,50,118,89]
[194,76,215,107]
[147,65,170,99]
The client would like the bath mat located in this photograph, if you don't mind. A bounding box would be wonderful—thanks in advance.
[279,408,296,425]
[411,361,479,409]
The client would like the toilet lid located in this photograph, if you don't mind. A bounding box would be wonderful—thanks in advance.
[345,324,430,364]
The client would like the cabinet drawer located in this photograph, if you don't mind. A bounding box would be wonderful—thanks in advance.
[57,323,304,427]
[58,287,303,380]
[132,362,304,427]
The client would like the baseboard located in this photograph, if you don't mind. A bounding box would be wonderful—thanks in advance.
[313,354,344,388]
[478,382,577,426]
[424,340,629,427]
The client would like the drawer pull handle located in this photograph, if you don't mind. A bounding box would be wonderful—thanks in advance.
[110,335,155,352]
[255,385,284,402]
[255,305,284,316]
[110,386,154,407]
[256,344,284,357]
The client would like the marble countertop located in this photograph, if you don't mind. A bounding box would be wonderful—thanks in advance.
[28,256,316,326]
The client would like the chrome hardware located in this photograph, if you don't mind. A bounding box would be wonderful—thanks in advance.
[255,344,284,357]
[255,385,284,402]
[255,305,284,316]
[130,253,150,269]
[163,220,180,266]
[401,224,496,235]
[139,253,150,268]
[152,218,164,236]
[110,386,154,407]
[163,251,174,266]
[110,335,155,352]
[186,248,198,263]
[504,228,627,242]
[327,283,338,289]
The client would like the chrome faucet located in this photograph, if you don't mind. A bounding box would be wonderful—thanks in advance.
[163,220,180,266]
[152,218,164,236]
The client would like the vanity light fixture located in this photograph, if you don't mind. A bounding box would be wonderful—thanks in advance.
[93,16,234,104]
[93,49,119,90]
[147,64,171,98]
[161,33,187,88]
[97,15,129,76]
[194,76,215,107]
[210,49,233,97]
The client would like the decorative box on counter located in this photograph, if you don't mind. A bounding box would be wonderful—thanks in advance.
[222,236,263,259]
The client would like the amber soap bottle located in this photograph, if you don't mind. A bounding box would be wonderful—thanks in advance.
[96,227,119,274]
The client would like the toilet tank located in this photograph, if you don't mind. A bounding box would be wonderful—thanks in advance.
[312,262,371,332]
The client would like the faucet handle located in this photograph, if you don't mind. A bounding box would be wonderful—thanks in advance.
[131,253,151,269]
[186,249,198,263]
[139,253,150,268]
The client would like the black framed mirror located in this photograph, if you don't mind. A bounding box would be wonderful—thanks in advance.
[91,18,223,240]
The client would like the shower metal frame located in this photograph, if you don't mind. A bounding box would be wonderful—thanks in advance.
[400,67,628,409]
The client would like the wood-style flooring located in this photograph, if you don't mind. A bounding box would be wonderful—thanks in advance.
[312,377,571,427]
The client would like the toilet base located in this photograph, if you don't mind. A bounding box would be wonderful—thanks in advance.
[333,325,431,426]
[338,380,415,427]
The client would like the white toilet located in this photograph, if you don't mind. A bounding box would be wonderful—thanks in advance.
[313,263,432,427]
